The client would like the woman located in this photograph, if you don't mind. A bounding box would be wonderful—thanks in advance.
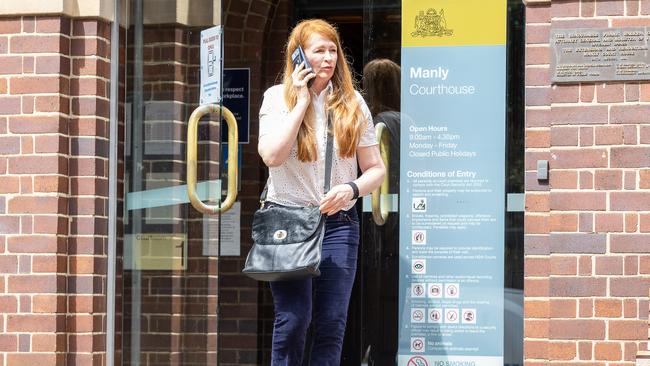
[361,58,402,363]
[363,58,401,191]
[258,19,385,365]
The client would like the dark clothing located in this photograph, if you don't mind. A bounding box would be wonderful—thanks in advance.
[269,208,360,366]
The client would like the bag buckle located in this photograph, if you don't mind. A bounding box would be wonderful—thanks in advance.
[273,230,287,240]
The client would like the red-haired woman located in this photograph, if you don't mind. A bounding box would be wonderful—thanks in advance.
[258,19,386,365]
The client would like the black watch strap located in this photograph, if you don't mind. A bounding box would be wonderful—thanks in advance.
[346,181,359,200]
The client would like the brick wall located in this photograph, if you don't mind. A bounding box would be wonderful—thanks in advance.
[525,1,650,364]
[0,16,111,364]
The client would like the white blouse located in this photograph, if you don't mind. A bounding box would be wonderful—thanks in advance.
[259,83,378,211]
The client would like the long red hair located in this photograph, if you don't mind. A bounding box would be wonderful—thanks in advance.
[282,19,367,162]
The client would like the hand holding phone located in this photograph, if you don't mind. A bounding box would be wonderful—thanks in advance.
[291,45,315,87]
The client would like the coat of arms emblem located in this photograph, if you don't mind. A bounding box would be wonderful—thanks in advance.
[412,8,454,38]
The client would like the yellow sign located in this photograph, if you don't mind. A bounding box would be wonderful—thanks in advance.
[129,233,187,270]
[402,0,506,47]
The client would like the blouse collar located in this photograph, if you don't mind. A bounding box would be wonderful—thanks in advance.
[312,81,333,100]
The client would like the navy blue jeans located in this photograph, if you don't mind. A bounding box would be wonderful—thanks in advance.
[269,208,360,366]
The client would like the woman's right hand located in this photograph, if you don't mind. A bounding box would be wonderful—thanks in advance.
[292,62,315,104]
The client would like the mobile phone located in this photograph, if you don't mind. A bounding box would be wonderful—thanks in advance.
[291,45,315,87]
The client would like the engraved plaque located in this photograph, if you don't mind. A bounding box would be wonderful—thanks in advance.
[550,27,650,83]
[125,233,187,270]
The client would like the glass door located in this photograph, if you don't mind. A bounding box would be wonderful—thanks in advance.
[120,1,231,364]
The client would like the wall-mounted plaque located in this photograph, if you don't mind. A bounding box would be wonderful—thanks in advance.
[551,27,650,83]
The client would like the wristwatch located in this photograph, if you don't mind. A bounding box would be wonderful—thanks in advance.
[346,181,359,200]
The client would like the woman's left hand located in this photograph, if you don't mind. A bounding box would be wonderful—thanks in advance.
[319,184,354,215]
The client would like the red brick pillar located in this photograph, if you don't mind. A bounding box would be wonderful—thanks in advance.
[525,1,650,364]
[0,16,110,364]
[524,3,552,364]
[68,18,112,365]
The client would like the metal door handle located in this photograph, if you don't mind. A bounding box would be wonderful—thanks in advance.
[186,104,238,214]
[371,122,389,225]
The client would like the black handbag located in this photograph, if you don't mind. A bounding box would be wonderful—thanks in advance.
[242,115,334,282]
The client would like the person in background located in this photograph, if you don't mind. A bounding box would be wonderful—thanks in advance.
[363,58,401,189]
[361,58,402,364]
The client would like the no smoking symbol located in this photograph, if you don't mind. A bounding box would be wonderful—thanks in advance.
[407,356,428,366]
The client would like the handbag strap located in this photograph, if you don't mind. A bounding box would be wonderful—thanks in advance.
[323,113,334,193]
[260,113,334,202]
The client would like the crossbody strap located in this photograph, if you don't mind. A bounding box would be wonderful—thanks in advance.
[260,113,334,202]
[323,112,334,193]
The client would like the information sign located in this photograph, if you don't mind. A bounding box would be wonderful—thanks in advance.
[200,25,223,105]
[202,202,241,257]
[220,201,241,256]
[221,68,250,144]
[398,1,507,365]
